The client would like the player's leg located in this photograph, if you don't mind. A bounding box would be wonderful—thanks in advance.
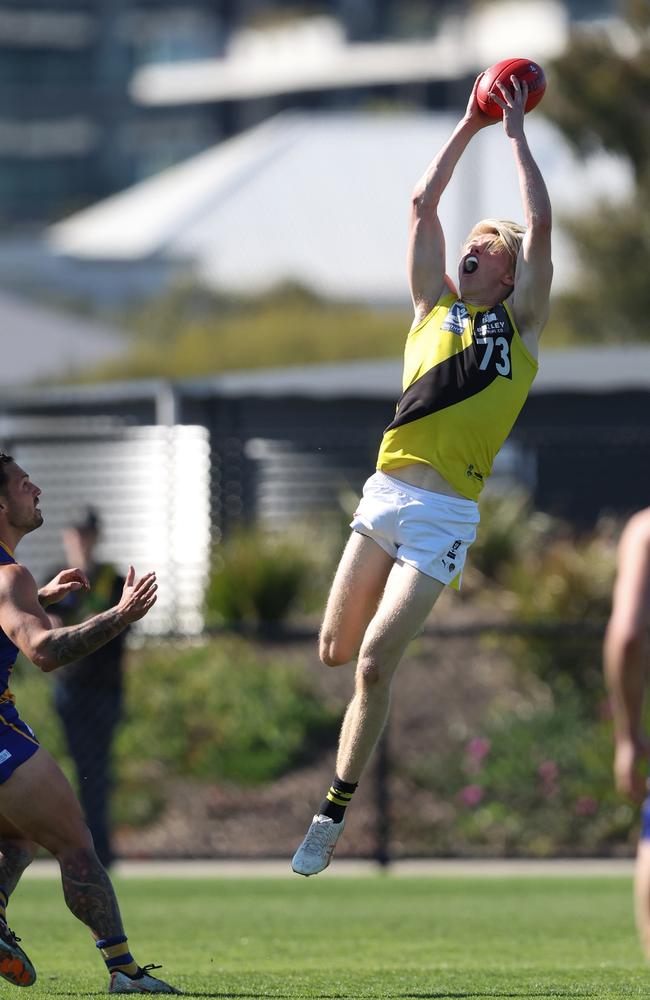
[336,560,444,781]
[293,561,443,875]
[0,746,178,994]
[0,817,39,986]
[635,839,650,959]
[0,818,38,904]
[318,531,395,667]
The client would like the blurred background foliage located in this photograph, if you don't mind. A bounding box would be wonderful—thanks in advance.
[78,283,413,381]
[544,0,650,342]
[204,521,343,633]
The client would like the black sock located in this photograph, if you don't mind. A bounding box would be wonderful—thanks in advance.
[319,776,358,823]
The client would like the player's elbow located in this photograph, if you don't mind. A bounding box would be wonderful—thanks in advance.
[411,185,440,216]
[30,639,58,672]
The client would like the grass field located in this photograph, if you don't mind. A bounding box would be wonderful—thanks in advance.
[6,874,648,998]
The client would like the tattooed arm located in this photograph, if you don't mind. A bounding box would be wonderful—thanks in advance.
[0,563,156,671]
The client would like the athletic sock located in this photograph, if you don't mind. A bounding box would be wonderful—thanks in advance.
[318,775,358,823]
[0,886,8,923]
[96,935,139,977]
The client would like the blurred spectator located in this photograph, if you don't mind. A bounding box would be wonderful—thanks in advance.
[48,507,125,868]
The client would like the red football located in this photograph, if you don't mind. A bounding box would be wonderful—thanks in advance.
[476,58,546,119]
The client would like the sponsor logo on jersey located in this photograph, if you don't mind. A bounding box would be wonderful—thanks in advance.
[0,749,12,764]
[476,311,508,337]
[441,301,470,335]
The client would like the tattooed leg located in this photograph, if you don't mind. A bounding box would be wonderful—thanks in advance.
[0,749,125,940]
[0,835,37,899]
[58,847,124,940]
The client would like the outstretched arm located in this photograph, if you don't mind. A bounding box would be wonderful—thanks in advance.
[408,76,494,325]
[604,509,650,802]
[0,563,157,671]
[494,77,553,343]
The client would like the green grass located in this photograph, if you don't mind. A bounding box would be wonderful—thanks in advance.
[7,874,648,998]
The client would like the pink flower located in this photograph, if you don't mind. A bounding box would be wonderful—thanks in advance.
[575,796,598,816]
[538,760,559,782]
[467,737,492,762]
[458,784,484,808]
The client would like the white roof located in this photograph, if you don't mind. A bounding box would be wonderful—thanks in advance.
[48,111,632,305]
[0,291,127,386]
[131,4,569,106]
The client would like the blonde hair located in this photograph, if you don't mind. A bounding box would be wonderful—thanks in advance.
[463,219,526,270]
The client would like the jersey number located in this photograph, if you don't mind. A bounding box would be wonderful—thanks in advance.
[477,336,511,376]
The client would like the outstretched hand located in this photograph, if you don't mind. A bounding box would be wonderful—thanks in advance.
[38,568,90,608]
[490,75,528,139]
[117,566,158,624]
[464,73,498,131]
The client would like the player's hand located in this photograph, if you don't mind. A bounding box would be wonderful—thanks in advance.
[491,75,527,139]
[38,568,90,608]
[116,566,157,623]
[613,737,649,803]
[463,73,497,130]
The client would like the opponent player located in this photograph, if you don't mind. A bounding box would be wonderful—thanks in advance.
[0,452,177,992]
[292,72,553,875]
[604,507,650,958]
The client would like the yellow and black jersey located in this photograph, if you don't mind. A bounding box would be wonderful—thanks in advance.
[377,292,538,500]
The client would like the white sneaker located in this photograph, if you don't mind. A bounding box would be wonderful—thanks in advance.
[291,814,345,876]
[109,964,180,994]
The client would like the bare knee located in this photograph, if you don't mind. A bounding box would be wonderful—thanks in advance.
[38,820,94,861]
[319,632,355,668]
[0,838,38,871]
[356,652,392,689]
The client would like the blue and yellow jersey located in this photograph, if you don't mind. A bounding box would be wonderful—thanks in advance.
[0,540,19,707]
[377,292,538,500]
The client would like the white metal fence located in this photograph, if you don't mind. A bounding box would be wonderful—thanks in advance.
[1,419,211,635]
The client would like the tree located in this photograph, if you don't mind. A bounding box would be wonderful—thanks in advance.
[543,0,650,342]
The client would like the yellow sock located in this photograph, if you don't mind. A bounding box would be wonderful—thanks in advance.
[96,935,139,976]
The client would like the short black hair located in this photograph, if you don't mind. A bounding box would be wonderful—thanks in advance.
[0,453,14,492]
[68,505,101,533]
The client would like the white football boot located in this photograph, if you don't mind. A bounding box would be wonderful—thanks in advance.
[291,814,345,876]
[109,964,180,994]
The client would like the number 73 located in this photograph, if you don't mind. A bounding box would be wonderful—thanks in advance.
[477,335,511,376]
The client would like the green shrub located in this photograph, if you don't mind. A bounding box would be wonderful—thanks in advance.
[504,522,618,702]
[116,636,338,787]
[205,524,343,631]
[468,492,553,587]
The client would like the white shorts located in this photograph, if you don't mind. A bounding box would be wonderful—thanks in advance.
[349,470,480,587]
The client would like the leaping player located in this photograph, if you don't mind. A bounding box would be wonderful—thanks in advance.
[292,72,553,875]
[0,452,178,993]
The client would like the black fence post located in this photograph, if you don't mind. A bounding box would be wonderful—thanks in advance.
[375,724,391,868]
